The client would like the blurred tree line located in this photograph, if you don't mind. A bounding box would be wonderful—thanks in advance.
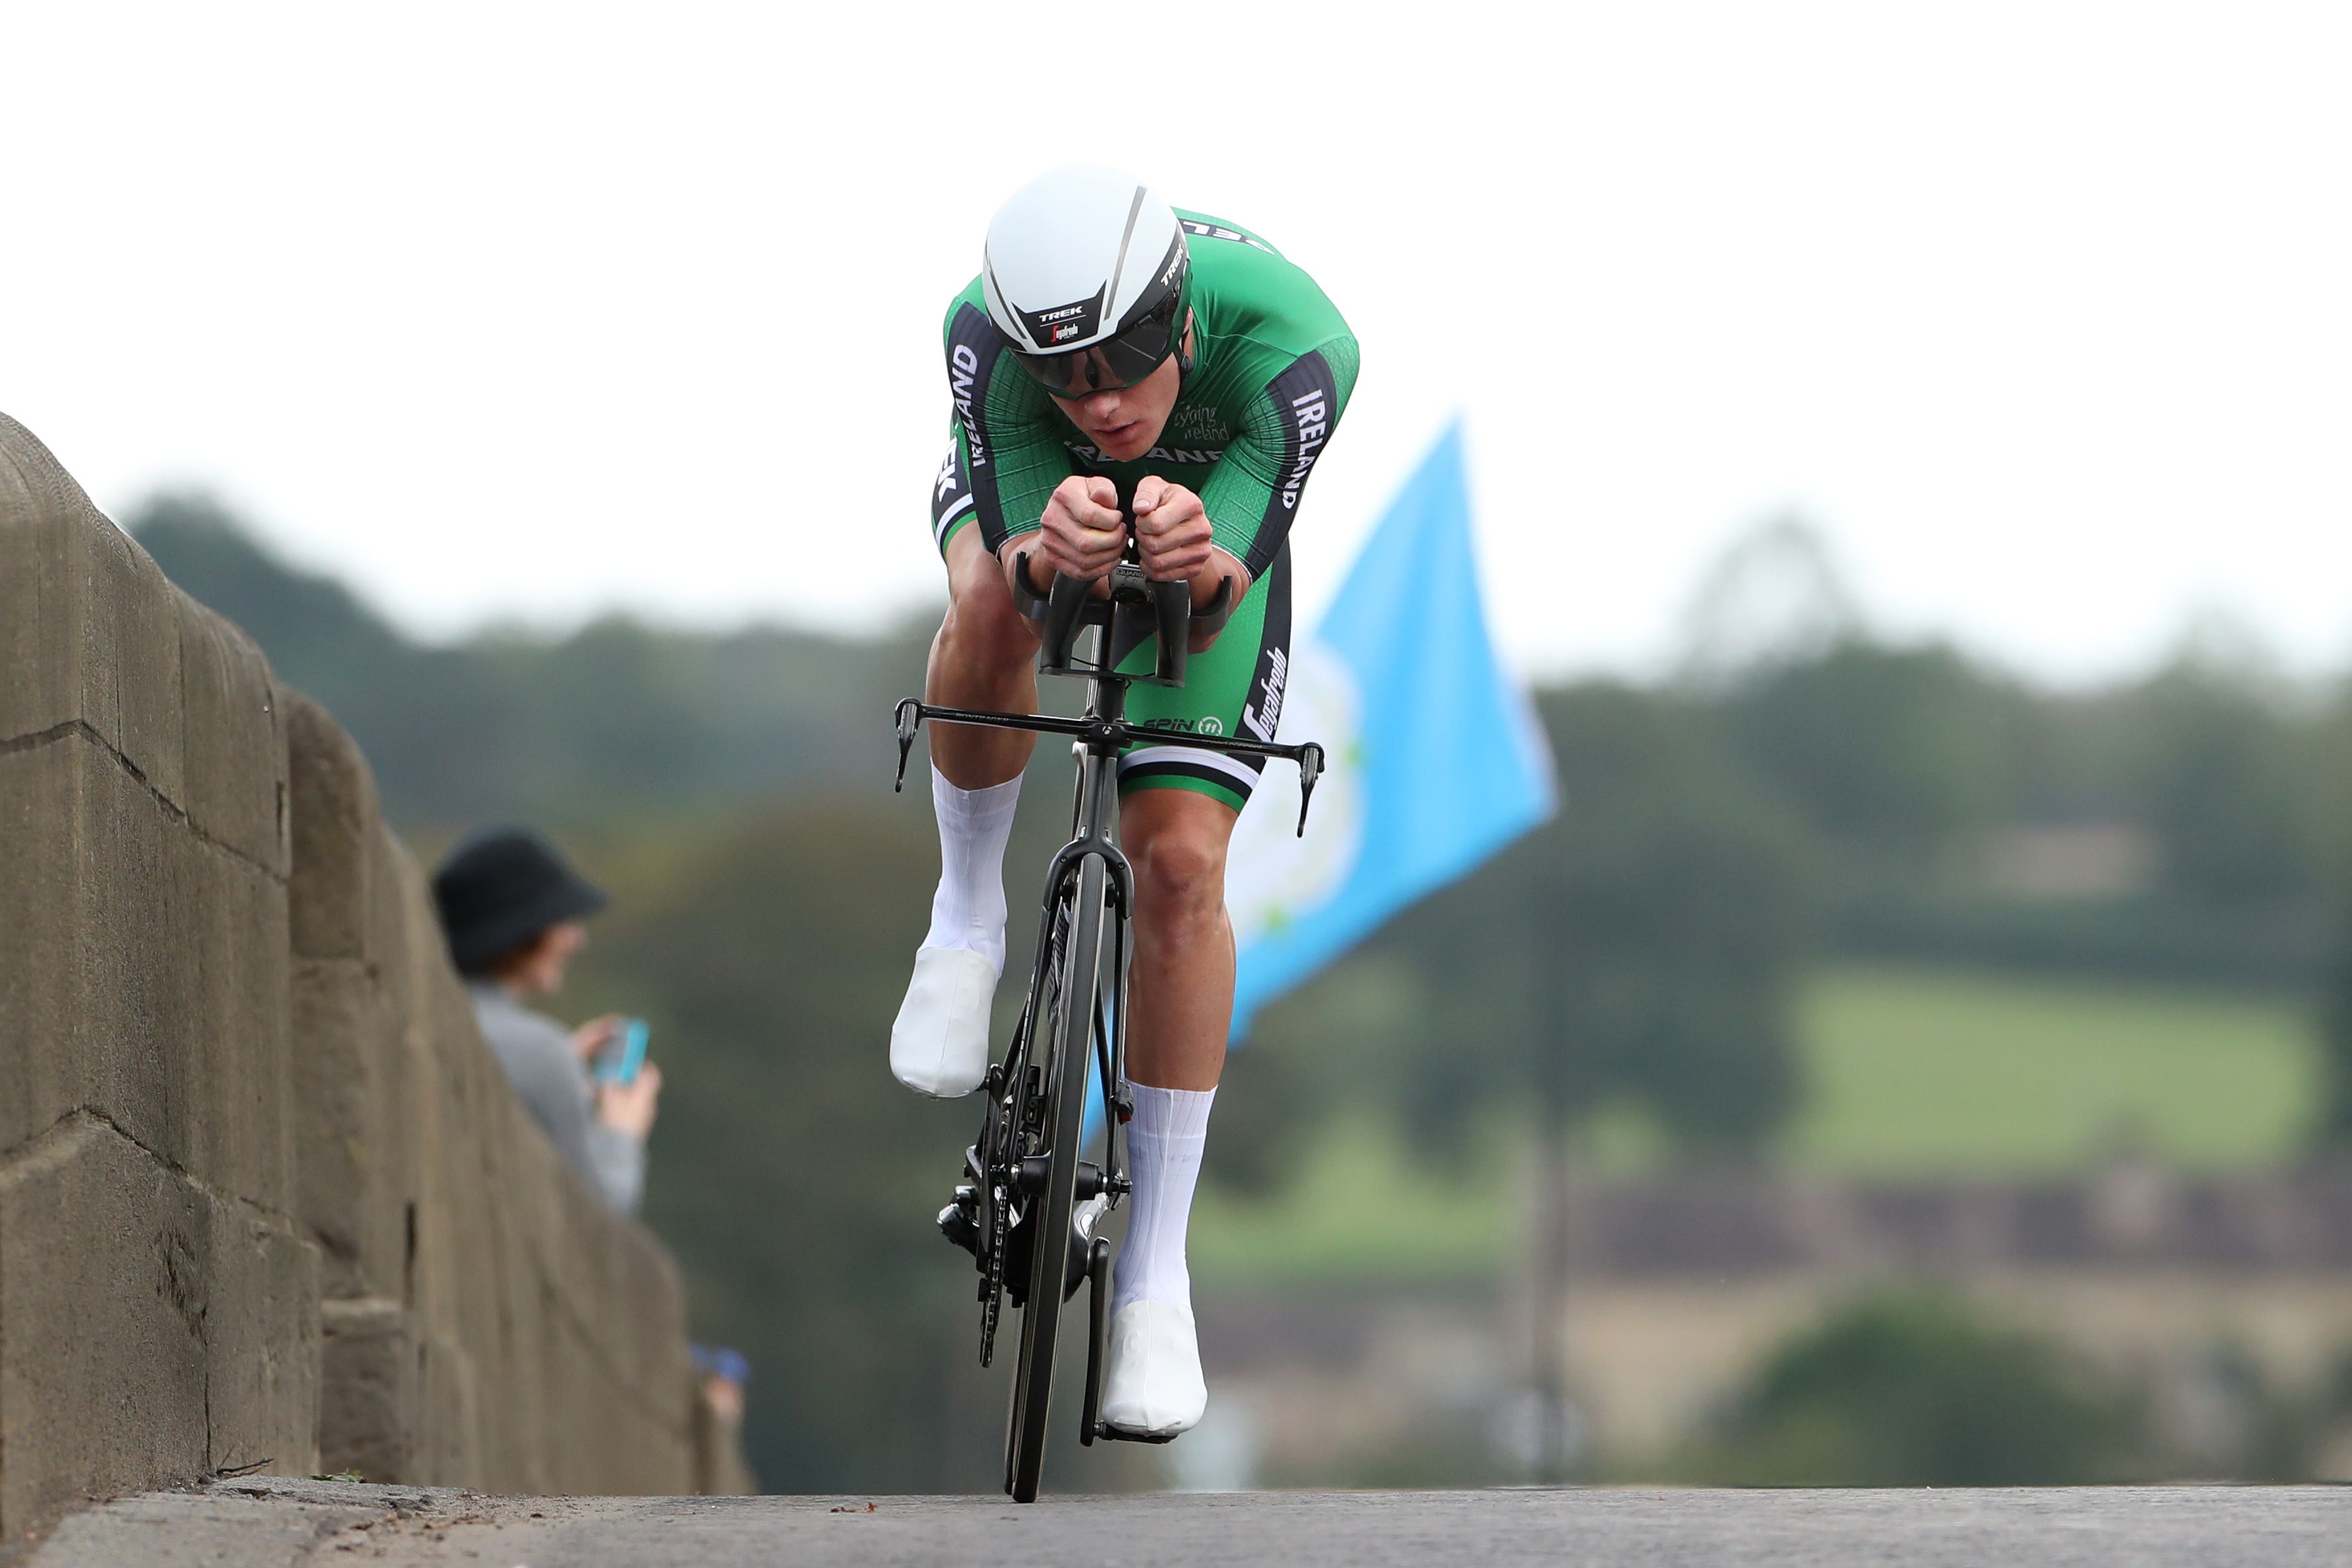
[1674,1289,2352,1486]
[134,494,933,825]
[129,497,2352,1489]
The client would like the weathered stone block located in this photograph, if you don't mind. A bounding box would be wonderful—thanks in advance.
[367,819,417,994]
[539,1310,619,1494]
[0,736,178,1163]
[165,827,294,1210]
[174,589,287,879]
[0,735,292,1209]
[478,1218,550,1497]
[205,1205,322,1479]
[291,957,409,1302]
[318,1297,414,1482]
[0,413,184,803]
[413,1329,482,1488]
[318,1295,480,1490]
[610,1220,694,1407]
[0,1117,209,1541]
[536,1145,617,1357]
[285,694,379,963]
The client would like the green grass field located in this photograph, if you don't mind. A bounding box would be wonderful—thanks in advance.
[1789,964,2321,1175]
[1192,963,2325,1286]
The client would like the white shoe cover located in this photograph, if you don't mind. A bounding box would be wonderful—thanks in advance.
[1100,1299,1207,1438]
[889,947,997,1098]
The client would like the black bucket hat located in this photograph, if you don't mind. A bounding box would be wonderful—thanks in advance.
[431,827,609,975]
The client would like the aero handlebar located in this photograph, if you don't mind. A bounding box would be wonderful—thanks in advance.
[1013,516,1233,686]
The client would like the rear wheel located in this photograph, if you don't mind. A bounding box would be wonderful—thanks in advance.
[1004,854,1107,1502]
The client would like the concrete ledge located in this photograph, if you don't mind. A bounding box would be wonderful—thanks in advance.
[29,1482,2352,1568]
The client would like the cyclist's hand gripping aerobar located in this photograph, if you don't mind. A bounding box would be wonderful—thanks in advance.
[1130,476,1212,584]
[1002,474,1244,666]
[1025,474,1127,588]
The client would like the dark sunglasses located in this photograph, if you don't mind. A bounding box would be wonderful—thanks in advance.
[1007,289,1187,399]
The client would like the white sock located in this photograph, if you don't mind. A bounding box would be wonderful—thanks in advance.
[1112,1083,1215,1316]
[921,766,1021,975]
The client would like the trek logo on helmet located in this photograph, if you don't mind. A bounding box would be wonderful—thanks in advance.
[1019,295,1104,350]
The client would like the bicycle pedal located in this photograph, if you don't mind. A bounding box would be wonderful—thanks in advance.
[937,1185,981,1259]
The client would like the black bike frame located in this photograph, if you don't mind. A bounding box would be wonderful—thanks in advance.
[894,559,1325,1491]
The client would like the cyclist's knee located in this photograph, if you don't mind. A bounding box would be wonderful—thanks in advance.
[943,536,1039,665]
[1128,806,1231,917]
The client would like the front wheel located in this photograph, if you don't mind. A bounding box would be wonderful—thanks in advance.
[1004,853,1108,1502]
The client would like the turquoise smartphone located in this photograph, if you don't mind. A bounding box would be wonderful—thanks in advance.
[595,1017,649,1086]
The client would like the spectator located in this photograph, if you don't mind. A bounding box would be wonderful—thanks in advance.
[431,827,660,1214]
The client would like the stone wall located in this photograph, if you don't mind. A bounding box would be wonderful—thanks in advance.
[0,414,743,1543]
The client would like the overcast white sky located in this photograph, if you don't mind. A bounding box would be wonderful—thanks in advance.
[5,1,2347,684]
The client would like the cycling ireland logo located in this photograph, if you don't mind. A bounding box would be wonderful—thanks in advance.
[1224,642,1365,949]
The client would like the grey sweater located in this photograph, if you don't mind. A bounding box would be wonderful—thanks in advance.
[467,983,646,1215]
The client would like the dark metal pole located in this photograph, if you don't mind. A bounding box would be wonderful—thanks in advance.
[1529,864,1573,1483]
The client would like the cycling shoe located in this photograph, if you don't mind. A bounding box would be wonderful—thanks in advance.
[1100,1299,1207,1438]
[890,946,997,1098]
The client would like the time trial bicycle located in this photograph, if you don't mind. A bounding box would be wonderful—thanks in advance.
[893,527,1323,1502]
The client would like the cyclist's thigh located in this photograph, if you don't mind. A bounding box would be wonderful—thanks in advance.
[1116,545,1293,814]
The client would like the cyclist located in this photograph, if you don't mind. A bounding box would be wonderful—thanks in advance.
[890,166,1357,1440]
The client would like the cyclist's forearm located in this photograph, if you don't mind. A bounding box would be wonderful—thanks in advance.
[997,531,1050,597]
[1185,547,1249,652]
[1193,547,1248,610]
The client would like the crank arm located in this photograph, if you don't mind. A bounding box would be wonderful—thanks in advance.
[1078,1235,1112,1446]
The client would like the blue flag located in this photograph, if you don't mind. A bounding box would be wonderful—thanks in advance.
[1225,419,1557,1038]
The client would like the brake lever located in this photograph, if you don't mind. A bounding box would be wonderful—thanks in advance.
[1294,742,1325,837]
[894,698,922,791]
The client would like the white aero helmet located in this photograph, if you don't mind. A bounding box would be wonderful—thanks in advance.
[982,165,1192,397]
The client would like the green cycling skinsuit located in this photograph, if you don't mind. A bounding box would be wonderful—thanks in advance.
[930,210,1359,812]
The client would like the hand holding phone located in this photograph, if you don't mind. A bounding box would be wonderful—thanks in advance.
[593,1017,650,1086]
